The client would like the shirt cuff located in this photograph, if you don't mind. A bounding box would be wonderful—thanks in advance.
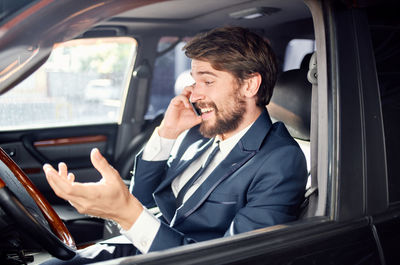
[142,127,176,161]
[120,207,161,254]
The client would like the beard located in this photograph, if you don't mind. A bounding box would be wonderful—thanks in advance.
[198,91,246,138]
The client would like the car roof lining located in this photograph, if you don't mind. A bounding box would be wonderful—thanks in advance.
[100,0,312,36]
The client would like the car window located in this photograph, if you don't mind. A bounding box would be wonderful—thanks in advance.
[0,37,137,131]
[146,37,192,119]
[367,6,400,203]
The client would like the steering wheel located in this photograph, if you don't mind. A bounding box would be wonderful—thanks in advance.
[0,147,76,260]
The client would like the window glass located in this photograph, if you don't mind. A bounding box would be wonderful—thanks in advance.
[283,39,315,71]
[0,37,137,131]
[146,37,192,118]
[367,6,400,203]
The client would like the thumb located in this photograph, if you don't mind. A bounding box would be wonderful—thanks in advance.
[90,148,117,181]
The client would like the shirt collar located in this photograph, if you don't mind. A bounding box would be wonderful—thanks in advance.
[215,122,254,157]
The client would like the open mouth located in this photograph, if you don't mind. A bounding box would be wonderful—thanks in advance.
[200,107,214,114]
[195,101,217,119]
[199,107,215,120]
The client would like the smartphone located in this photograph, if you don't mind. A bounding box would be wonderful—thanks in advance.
[190,99,201,116]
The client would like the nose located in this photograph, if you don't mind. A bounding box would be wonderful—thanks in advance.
[190,84,205,102]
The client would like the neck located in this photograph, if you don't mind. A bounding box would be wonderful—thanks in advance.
[218,107,262,140]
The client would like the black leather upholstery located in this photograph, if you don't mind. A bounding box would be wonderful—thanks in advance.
[267,57,312,141]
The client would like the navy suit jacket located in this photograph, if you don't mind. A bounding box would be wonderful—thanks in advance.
[132,109,307,252]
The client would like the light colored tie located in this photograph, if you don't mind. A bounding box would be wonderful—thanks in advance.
[175,141,220,207]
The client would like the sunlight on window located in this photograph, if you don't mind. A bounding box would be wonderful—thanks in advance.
[146,37,192,119]
[0,37,137,131]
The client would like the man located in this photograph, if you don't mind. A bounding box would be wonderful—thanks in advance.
[43,26,307,263]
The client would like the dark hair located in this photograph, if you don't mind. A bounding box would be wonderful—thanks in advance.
[183,26,277,106]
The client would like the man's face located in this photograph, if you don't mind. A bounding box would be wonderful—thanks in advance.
[190,59,246,138]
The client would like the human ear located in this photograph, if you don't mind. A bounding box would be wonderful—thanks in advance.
[242,73,261,98]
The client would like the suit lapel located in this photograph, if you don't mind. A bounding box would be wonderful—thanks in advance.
[172,142,256,226]
[155,138,213,193]
[172,110,273,226]
[153,137,213,223]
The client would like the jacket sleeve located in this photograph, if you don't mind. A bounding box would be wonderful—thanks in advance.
[149,222,196,252]
[130,153,168,208]
[147,144,307,252]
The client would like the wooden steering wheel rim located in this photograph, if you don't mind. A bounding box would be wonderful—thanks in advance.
[0,147,76,249]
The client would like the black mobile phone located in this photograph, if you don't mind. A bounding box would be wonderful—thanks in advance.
[190,99,201,116]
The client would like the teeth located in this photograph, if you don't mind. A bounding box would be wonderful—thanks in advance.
[200,108,213,113]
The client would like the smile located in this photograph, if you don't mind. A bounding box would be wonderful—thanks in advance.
[200,107,214,114]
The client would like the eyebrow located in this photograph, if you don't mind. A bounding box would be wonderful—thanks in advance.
[191,71,218,77]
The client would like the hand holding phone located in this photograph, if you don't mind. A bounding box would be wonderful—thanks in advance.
[158,87,202,139]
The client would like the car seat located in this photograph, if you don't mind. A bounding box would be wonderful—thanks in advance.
[267,52,317,218]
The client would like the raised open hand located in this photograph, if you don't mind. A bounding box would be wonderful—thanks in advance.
[43,148,143,230]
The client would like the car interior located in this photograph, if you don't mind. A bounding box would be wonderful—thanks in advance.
[0,0,328,263]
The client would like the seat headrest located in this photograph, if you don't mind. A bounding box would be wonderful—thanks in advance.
[267,54,312,141]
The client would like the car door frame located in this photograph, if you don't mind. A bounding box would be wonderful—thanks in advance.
[95,0,390,264]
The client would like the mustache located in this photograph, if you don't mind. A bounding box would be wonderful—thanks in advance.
[195,101,218,111]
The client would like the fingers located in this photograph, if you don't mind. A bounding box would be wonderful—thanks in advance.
[43,163,55,173]
[43,164,84,214]
[43,163,72,199]
[90,148,119,181]
[43,163,85,200]
[181,84,194,97]
[184,83,205,103]
[58,162,68,178]
[67,172,75,183]
[171,94,191,109]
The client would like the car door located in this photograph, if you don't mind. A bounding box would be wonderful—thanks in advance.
[0,0,395,263]
[0,36,138,244]
[88,0,392,264]
[365,1,400,264]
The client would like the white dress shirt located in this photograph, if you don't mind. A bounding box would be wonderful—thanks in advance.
[121,125,252,253]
